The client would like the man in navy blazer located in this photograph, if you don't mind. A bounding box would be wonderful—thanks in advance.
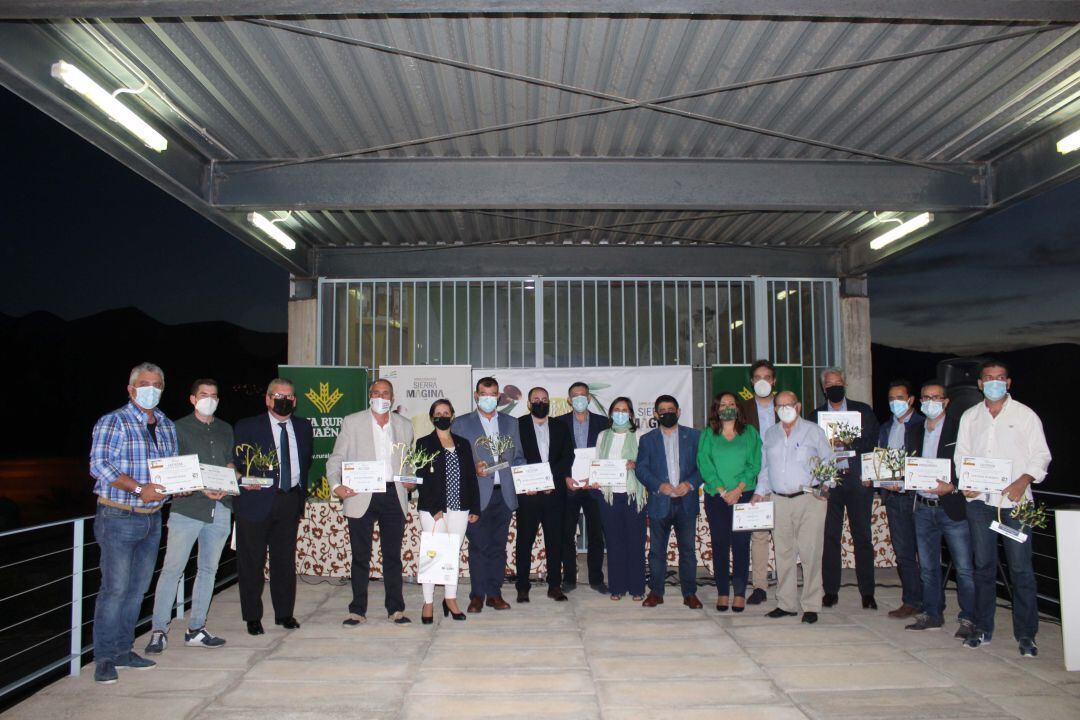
[232,378,313,635]
[636,394,703,608]
[452,377,526,613]
[556,381,610,593]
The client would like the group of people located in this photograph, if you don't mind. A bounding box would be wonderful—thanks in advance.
[87,357,1051,686]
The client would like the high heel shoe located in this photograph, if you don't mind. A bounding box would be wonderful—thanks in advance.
[421,603,434,625]
[443,600,466,621]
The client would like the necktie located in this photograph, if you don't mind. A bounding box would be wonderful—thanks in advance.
[278,422,292,492]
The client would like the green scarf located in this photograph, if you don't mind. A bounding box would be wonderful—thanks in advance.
[597,427,646,512]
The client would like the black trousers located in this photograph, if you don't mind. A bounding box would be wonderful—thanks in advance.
[562,487,605,586]
[236,488,304,622]
[347,488,406,617]
[515,493,564,591]
[822,481,876,597]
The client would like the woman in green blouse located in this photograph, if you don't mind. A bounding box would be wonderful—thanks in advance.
[698,391,762,612]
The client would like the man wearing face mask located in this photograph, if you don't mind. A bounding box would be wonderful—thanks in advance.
[877,379,924,621]
[557,381,609,593]
[956,360,1051,656]
[810,367,880,610]
[515,387,574,602]
[89,362,175,684]
[146,379,233,655]
[232,378,314,636]
[636,395,703,609]
[738,359,780,605]
[327,379,414,626]
[453,377,526,612]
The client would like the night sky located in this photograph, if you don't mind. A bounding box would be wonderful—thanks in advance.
[2,86,1078,351]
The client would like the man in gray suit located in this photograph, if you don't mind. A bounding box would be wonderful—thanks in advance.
[327,379,414,626]
[453,376,526,612]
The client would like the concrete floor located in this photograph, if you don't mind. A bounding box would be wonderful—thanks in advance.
[4,570,1078,720]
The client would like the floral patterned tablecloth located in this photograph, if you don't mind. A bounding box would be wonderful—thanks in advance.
[296,497,894,578]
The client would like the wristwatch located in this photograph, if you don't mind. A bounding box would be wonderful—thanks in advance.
[133,484,144,496]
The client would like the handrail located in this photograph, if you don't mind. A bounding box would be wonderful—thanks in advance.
[0,515,93,538]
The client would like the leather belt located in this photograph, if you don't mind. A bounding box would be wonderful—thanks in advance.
[914,494,940,507]
[97,497,162,514]
[774,490,806,499]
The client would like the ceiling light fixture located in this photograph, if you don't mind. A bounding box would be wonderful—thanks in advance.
[51,60,167,152]
[870,212,933,250]
[1057,128,1080,154]
[248,212,297,250]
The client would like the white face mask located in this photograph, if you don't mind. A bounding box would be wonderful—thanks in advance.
[134,386,162,410]
[753,379,773,398]
[195,397,218,417]
[777,406,798,424]
[921,400,944,419]
[370,397,392,414]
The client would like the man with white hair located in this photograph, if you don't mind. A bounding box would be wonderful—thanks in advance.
[89,362,176,684]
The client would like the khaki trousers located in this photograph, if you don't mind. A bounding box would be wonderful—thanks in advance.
[750,530,772,590]
[772,493,828,613]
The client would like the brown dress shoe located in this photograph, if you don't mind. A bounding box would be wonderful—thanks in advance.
[888,604,919,619]
[467,597,484,614]
[683,594,704,609]
[641,592,664,607]
[486,595,511,610]
[547,588,568,602]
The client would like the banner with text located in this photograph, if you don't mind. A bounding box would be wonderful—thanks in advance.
[378,365,474,439]
[279,365,368,500]
[472,366,694,430]
[711,364,804,409]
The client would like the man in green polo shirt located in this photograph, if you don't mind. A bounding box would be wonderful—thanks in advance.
[146,378,234,652]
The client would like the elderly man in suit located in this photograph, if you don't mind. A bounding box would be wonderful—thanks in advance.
[636,394,703,609]
[232,378,314,636]
[453,376,527,612]
[327,378,414,626]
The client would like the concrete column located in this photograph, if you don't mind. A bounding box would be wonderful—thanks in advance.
[840,276,873,408]
[288,278,318,365]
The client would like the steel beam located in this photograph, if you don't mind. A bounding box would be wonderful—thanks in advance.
[211,158,986,213]
[2,2,1078,22]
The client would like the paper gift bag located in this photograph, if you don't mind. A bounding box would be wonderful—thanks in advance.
[417,531,461,585]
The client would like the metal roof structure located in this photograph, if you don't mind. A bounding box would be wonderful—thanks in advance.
[2,2,1078,279]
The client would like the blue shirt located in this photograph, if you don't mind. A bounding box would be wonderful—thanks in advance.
[90,401,178,508]
[755,399,776,434]
[886,415,908,450]
[479,412,505,485]
[757,418,832,496]
[572,413,590,449]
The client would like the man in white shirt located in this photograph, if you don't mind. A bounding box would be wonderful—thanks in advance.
[955,360,1051,657]
[738,359,780,605]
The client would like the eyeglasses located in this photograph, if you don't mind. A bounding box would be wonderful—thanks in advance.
[920,395,946,401]
[269,393,296,400]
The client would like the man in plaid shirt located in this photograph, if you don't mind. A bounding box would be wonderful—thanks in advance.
[88,362,176,685]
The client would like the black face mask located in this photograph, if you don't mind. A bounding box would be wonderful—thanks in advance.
[657,412,678,428]
[530,401,550,418]
[272,397,295,416]
[432,416,453,431]
[825,385,846,404]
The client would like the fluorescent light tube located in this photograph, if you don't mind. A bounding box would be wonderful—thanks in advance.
[248,212,297,250]
[870,212,933,250]
[1057,129,1080,154]
[51,61,167,152]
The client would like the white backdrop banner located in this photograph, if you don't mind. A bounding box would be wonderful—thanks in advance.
[379,365,474,437]
[471,366,694,429]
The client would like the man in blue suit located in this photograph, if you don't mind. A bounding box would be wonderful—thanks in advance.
[636,395,703,609]
[452,377,526,613]
[232,378,313,636]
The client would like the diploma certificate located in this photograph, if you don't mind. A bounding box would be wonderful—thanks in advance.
[589,459,627,492]
[147,455,202,495]
[199,464,240,495]
[904,457,951,492]
[733,501,774,531]
[342,460,386,493]
[512,463,555,493]
[570,447,597,487]
[817,411,862,458]
[958,456,1012,494]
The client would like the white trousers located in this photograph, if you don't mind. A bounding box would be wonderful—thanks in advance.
[419,510,469,603]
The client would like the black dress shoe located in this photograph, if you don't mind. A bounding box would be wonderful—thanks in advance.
[862,595,878,610]
[590,582,609,594]
[822,593,839,607]
[747,588,767,605]
[547,588,568,602]
[275,617,300,629]
[562,581,577,592]
[766,608,798,618]
[517,590,530,603]
[246,620,265,636]
[802,612,818,624]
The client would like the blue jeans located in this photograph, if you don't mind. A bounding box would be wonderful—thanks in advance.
[92,505,162,664]
[913,502,974,625]
[151,507,232,633]
[703,490,753,599]
[883,492,922,609]
[647,498,698,597]
[965,499,1038,641]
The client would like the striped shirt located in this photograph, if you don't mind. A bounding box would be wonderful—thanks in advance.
[90,401,178,508]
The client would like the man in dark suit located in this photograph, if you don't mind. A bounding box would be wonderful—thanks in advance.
[738,359,780,605]
[557,381,609,593]
[810,367,880,609]
[878,379,925,620]
[636,395,703,608]
[232,378,314,635]
[515,387,574,603]
[905,380,976,637]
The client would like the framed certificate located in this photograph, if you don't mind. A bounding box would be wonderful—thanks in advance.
[342,460,386,493]
[570,447,597,487]
[589,459,627,492]
[199,464,240,495]
[147,454,202,495]
[903,457,951,492]
[958,456,1012,494]
[733,501,774,531]
[861,452,902,489]
[817,411,862,458]
[512,463,555,493]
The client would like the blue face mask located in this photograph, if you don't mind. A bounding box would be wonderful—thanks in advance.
[571,396,590,413]
[611,411,630,428]
[982,380,1008,402]
[134,385,162,410]
[920,400,944,419]
[889,399,910,418]
[476,395,498,413]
